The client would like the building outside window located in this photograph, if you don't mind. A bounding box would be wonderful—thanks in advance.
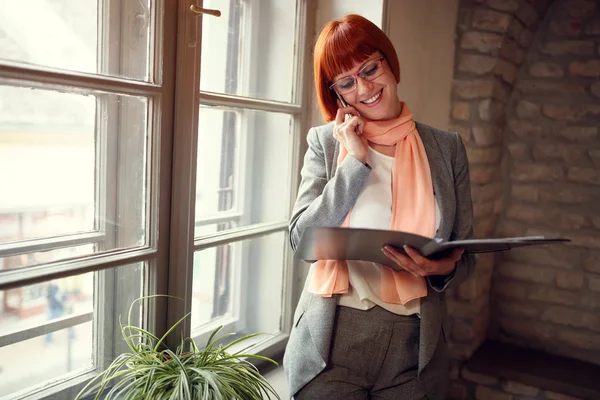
[0,0,308,398]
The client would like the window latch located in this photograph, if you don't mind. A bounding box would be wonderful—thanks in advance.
[190,4,221,17]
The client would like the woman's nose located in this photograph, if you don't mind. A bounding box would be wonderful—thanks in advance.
[356,76,374,96]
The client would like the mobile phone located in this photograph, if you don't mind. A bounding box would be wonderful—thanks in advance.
[334,92,354,121]
[335,91,349,108]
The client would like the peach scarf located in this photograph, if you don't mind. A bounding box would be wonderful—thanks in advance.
[308,102,435,304]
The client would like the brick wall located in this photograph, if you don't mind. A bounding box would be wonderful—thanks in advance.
[445,0,600,398]
[447,0,552,366]
[491,0,600,366]
[451,368,585,400]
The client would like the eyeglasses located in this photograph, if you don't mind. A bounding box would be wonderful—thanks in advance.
[329,57,386,95]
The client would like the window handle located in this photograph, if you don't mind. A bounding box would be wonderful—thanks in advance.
[190,4,221,17]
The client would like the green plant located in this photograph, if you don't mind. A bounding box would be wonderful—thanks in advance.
[76,296,280,400]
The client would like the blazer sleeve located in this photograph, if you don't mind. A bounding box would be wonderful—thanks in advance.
[289,127,372,251]
[427,132,475,292]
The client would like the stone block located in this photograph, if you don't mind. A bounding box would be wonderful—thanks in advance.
[504,246,577,269]
[462,368,499,385]
[569,60,600,77]
[472,182,504,202]
[567,167,600,185]
[507,120,543,139]
[508,143,529,160]
[449,123,473,144]
[475,385,514,400]
[545,391,584,400]
[516,2,538,27]
[529,288,579,307]
[550,18,584,36]
[585,18,600,35]
[460,31,504,53]
[470,165,500,184]
[487,0,520,12]
[478,99,505,122]
[542,306,600,332]
[494,300,540,318]
[473,200,495,219]
[538,187,587,204]
[459,54,497,75]
[473,124,503,146]
[501,380,539,396]
[558,329,600,350]
[496,261,555,284]
[473,215,496,237]
[495,59,518,84]
[472,10,512,33]
[511,163,564,182]
[564,0,596,19]
[530,62,564,77]
[556,271,585,289]
[557,126,597,142]
[453,79,495,99]
[501,40,526,65]
[511,184,538,202]
[583,253,600,273]
[589,149,600,167]
[518,29,534,48]
[540,40,594,55]
[533,144,582,163]
[592,82,600,98]
[516,100,541,119]
[590,278,600,292]
[542,105,600,122]
[516,80,586,95]
[493,278,530,300]
[466,146,503,165]
[452,102,471,121]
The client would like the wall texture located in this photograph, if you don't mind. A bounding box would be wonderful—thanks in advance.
[490,0,600,366]
[386,0,459,130]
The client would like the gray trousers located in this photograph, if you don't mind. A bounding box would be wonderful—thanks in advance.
[295,305,428,400]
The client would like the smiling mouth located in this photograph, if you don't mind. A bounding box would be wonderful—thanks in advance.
[361,89,383,105]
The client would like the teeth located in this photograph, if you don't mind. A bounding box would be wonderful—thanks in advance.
[363,90,382,104]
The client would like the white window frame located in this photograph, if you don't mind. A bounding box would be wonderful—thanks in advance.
[0,0,312,398]
[186,0,309,356]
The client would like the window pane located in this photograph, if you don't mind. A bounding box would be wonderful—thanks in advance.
[0,262,144,398]
[191,231,286,337]
[200,0,297,102]
[0,0,152,81]
[0,84,149,270]
[195,106,292,237]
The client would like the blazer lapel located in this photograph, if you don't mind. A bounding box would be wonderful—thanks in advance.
[416,122,455,241]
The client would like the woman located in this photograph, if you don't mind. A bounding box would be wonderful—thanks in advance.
[283,14,474,400]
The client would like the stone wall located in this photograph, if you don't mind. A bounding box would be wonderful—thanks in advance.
[455,368,585,400]
[490,0,600,366]
[446,0,552,367]
[444,0,600,398]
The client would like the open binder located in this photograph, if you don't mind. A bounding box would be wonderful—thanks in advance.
[295,227,570,271]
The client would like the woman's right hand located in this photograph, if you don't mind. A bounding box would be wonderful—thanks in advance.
[334,104,369,164]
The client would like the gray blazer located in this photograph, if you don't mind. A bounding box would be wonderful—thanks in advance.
[283,121,475,400]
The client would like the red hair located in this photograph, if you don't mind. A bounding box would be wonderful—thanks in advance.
[314,14,400,122]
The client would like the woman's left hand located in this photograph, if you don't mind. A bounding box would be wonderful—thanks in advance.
[381,245,464,277]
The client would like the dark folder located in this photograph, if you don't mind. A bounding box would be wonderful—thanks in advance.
[295,227,570,271]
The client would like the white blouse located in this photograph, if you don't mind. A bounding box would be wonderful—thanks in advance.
[336,146,441,315]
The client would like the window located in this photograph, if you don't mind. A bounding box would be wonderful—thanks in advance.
[0,0,308,398]
[191,0,304,350]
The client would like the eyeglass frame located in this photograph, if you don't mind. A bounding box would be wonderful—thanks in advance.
[328,57,387,94]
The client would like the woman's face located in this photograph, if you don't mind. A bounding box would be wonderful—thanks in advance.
[331,52,401,121]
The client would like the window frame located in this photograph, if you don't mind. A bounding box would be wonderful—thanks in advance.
[0,0,311,398]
